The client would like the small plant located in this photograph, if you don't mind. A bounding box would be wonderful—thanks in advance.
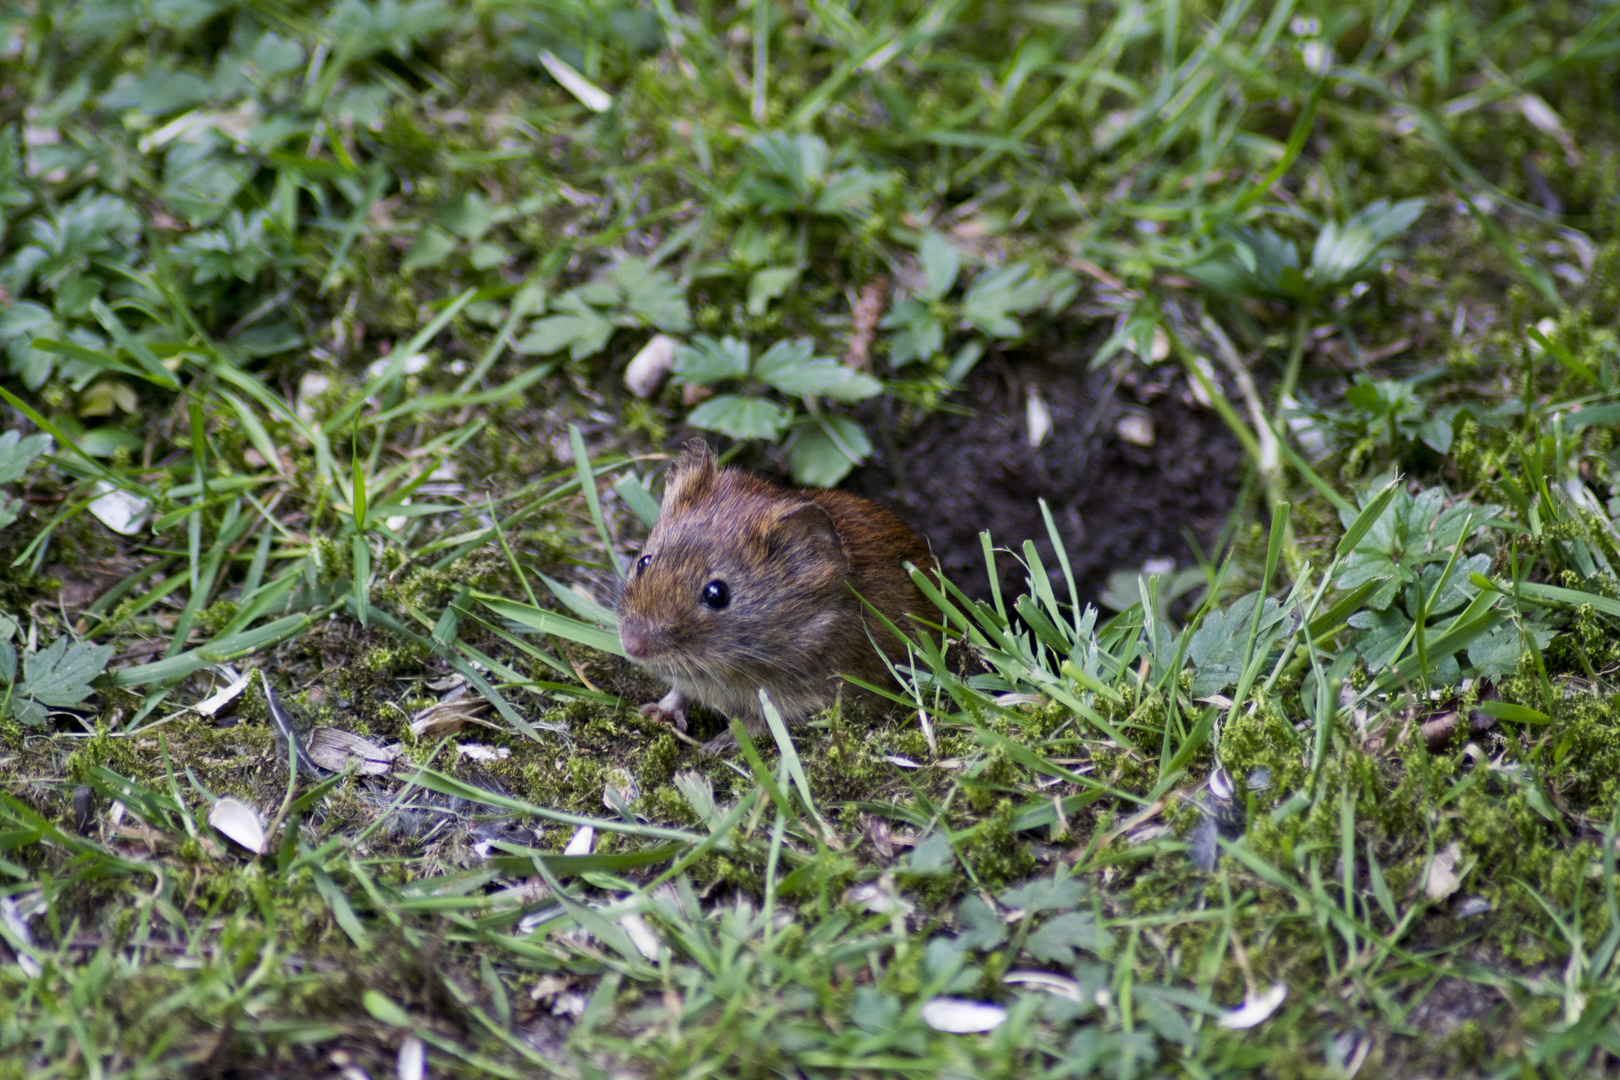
[1188,198,1426,309]
[0,619,113,726]
[0,428,49,529]
[882,230,1077,381]
[673,335,881,485]
[517,257,692,361]
[1302,371,1484,458]
[736,131,895,263]
[1187,198,1426,399]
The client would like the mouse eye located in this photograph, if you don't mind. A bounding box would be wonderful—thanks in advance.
[636,554,651,572]
[701,581,729,610]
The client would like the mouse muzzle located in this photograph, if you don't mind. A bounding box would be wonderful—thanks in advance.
[619,621,652,660]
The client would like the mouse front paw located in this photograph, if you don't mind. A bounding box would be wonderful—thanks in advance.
[639,689,689,732]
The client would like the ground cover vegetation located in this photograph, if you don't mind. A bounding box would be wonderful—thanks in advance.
[1,0,1620,1075]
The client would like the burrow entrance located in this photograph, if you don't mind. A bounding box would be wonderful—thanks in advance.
[849,354,1248,613]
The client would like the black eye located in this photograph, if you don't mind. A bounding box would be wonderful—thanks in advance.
[701,581,729,609]
[636,554,651,572]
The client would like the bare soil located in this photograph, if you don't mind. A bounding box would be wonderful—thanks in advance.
[850,354,1248,611]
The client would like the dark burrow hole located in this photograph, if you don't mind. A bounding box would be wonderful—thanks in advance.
[847,352,1248,615]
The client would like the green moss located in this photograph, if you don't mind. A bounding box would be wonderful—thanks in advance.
[959,800,1036,888]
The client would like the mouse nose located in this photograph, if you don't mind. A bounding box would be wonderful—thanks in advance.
[620,623,649,658]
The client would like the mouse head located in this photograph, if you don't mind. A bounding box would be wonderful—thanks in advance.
[617,441,850,680]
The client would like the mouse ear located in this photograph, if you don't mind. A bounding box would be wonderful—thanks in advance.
[772,501,847,568]
[662,439,716,510]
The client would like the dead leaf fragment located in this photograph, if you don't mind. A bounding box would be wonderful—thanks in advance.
[397,1033,425,1080]
[194,667,252,716]
[306,727,399,776]
[409,697,492,738]
[842,277,889,371]
[458,742,510,762]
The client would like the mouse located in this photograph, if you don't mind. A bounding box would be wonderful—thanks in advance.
[616,439,938,750]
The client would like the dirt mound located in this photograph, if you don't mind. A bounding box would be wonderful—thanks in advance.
[849,356,1246,612]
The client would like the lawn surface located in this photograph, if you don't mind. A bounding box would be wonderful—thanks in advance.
[4,0,1620,1077]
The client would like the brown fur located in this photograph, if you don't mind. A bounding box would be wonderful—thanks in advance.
[617,440,937,736]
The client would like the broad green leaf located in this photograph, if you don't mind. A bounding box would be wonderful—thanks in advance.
[21,637,113,707]
[608,259,691,331]
[788,415,872,487]
[757,340,880,401]
[962,264,1046,338]
[1187,591,1287,694]
[402,225,456,271]
[1467,620,1556,677]
[0,302,64,389]
[918,230,960,301]
[0,429,51,485]
[752,338,817,382]
[516,312,613,359]
[438,191,494,240]
[880,299,944,368]
[686,394,791,440]
[955,894,1007,951]
[746,266,798,315]
[100,70,213,115]
[674,336,751,384]
[1346,606,1411,671]
[162,152,253,226]
[999,875,1085,913]
[904,831,954,875]
[78,427,142,457]
[1025,911,1111,964]
[813,166,893,216]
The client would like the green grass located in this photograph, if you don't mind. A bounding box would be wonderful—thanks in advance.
[2,0,1620,1076]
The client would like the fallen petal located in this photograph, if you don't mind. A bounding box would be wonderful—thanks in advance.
[1116,410,1155,446]
[87,481,151,536]
[620,912,661,959]
[397,1033,425,1080]
[1217,983,1287,1029]
[564,825,594,856]
[209,796,266,855]
[921,997,1008,1033]
[194,668,252,717]
[1026,390,1052,448]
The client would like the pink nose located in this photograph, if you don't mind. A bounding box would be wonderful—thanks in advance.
[620,624,649,658]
